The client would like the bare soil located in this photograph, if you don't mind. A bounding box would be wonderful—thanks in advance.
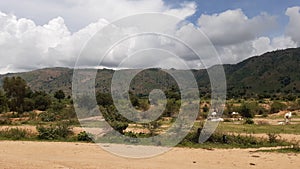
[0,141,299,169]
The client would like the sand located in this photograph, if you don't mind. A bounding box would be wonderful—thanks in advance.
[0,141,299,169]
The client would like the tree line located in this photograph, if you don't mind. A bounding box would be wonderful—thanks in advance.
[0,76,65,113]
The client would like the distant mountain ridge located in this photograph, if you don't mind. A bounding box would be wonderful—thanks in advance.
[1,47,300,98]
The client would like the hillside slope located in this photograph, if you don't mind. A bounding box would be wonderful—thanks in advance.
[1,47,300,98]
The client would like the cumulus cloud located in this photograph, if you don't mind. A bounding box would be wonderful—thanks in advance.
[198,9,277,46]
[0,0,196,32]
[0,1,197,74]
[0,12,74,73]
[0,3,300,74]
[285,6,300,45]
[196,8,299,65]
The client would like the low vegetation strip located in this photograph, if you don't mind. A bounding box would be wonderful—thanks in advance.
[0,75,300,152]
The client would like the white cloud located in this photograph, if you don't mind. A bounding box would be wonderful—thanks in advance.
[164,2,197,19]
[285,6,300,45]
[251,36,296,56]
[0,12,75,73]
[0,0,196,32]
[198,9,277,46]
[195,8,300,65]
[0,4,300,74]
[0,1,197,74]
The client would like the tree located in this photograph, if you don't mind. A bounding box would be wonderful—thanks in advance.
[96,92,113,107]
[3,76,29,113]
[0,90,8,113]
[239,101,260,118]
[129,91,139,107]
[54,90,65,102]
[270,101,287,113]
[23,98,35,112]
[239,103,253,118]
[163,99,180,117]
[33,91,52,111]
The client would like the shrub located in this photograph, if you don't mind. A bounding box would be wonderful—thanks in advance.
[39,111,56,122]
[33,93,52,111]
[54,90,65,101]
[244,118,254,125]
[202,104,209,113]
[270,101,287,113]
[181,131,199,143]
[36,122,73,140]
[0,128,33,140]
[228,134,259,146]
[239,103,252,118]
[110,122,128,134]
[77,131,94,142]
[49,101,65,112]
[267,133,279,143]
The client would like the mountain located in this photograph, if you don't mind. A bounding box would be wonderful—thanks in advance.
[224,47,300,98]
[1,47,300,98]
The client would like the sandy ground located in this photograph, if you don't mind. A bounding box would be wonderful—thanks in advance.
[0,141,299,169]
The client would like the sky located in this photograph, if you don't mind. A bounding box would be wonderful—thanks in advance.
[0,0,300,74]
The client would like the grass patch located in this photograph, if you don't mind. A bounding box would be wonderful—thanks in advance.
[178,132,290,149]
[258,147,300,153]
[216,123,300,134]
[0,128,35,140]
[257,140,300,153]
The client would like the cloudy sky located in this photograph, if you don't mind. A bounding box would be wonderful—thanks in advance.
[0,0,300,74]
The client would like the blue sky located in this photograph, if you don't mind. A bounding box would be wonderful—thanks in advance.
[166,0,300,37]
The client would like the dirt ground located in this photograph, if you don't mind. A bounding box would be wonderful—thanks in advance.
[0,141,299,169]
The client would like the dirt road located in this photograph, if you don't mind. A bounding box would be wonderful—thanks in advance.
[0,141,299,169]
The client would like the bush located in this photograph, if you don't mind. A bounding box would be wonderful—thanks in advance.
[262,113,268,118]
[39,111,56,122]
[228,134,259,146]
[33,93,52,111]
[244,118,254,124]
[49,101,65,112]
[202,104,209,113]
[110,122,128,134]
[270,101,287,113]
[239,102,259,118]
[181,131,199,143]
[267,133,279,143]
[0,128,33,140]
[239,103,252,118]
[77,131,93,142]
[36,122,73,140]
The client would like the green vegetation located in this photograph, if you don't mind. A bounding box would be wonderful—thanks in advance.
[178,123,290,149]
[36,122,73,140]
[1,48,300,99]
[179,132,289,149]
[216,123,300,134]
[270,101,287,113]
[54,90,65,102]
[0,128,34,140]
[256,140,300,153]
[77,131,93,142]
[1,46,300,154]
